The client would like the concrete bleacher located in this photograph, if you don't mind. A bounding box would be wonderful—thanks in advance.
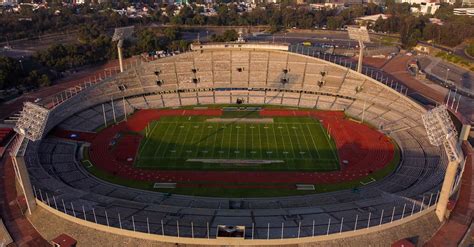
[21,48,449,240]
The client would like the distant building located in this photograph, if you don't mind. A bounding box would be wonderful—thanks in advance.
[462,0,474,6]
[420,2,440,14]
[355,14,389,25]
[409,2,440,15]
[453,7,474,15]
[429,17,444,25]
[0,0,17,6]
[309,2,344,10]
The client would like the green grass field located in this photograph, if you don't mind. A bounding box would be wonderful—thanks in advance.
[135,114,339,171]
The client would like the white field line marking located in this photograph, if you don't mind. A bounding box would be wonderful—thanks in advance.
[297,124,314,159]
[212,123,220,158]
[282,125,296,159]
[170,121,187,158]
[305,124,321,159]
[227,123,233,159]
[219,124,225,158]
[270,125,279,159]
[139,122,160,157]
[83,160,93,168]
[318,124,339,165]
[194,123,206,157]
[158,123,180,158]
[287,123,304,159]
[360,177,376,185]
[177,123,192,157]
[258,125,263,159]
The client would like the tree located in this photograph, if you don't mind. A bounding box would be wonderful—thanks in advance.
[0,56,22,90]
[164,27,180,41]
[327,16,344,30]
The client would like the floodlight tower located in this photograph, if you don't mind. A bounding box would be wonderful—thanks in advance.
[422,105,463,221]
[347,26,370,73]
[112,26,135,73]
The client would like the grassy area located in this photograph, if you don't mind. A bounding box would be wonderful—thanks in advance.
[378,36,400,46]
[435,51,474,71]
[81,136,400,197]
[466,42,474,58]
[135,115,339,172]
[81,141,400,197]
[79,107,401,198]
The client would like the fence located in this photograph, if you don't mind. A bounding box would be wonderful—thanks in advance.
[48,59,141,109]
[32,186,439,240]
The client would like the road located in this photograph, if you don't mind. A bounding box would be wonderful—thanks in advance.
[417,55,474,95]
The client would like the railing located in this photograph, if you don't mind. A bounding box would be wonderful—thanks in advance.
[48,58,146,110]
[289,45,410,96]
[32,185,439,240]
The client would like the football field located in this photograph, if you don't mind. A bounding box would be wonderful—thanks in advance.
[135,115,339,171]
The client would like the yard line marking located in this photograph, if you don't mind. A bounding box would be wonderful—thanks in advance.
[187,123,199,158]
[282,124,296,159]
[227,123,233,159]
[211,123,220,158]
[287,124,304,159]
[235,124,239,159]
[152,123,173,158]
[169,121,187,158]
[318,124,338,163]
[158,123,180,158]
[270,125,279,159]
[305,124,321,159]
[138,122,160,157]
[258,125,263,159]
[219,124,225,158]
[250,125,254,156]
[297,123,314,160]
[177,123,192,156]
[194,123,206,156]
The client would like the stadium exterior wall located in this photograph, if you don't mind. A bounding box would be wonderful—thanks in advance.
[35,199,436,246]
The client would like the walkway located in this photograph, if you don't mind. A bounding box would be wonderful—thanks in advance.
[425,142,474,246]
[0,155,50,246]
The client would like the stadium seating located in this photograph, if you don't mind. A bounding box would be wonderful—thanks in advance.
[22,48,446,239]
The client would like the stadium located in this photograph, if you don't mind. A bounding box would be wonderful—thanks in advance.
[6,42,471,245]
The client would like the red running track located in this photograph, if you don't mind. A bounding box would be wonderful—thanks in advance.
[56,109,395,185]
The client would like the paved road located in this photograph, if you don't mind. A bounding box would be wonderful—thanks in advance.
[417,55,474,94]
[454,43,474,63]
[383,54,473,124]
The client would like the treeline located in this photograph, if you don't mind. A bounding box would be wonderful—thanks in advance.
[0,5,131,41]
[165,3,382,29]
[372,3,474,48]
[1,3,382,41]
[2,1,472,49]
[0,25,190,91]
[0,56,50,91]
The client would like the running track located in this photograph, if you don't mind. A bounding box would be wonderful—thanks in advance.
[54,109,395,187]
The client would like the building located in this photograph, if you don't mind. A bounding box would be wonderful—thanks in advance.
[462,0,474,6]
[355,14,389,25]
[453,7,474,15]
[0,0,17,6]
[309,2,344,10]
[420,2,440,15]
